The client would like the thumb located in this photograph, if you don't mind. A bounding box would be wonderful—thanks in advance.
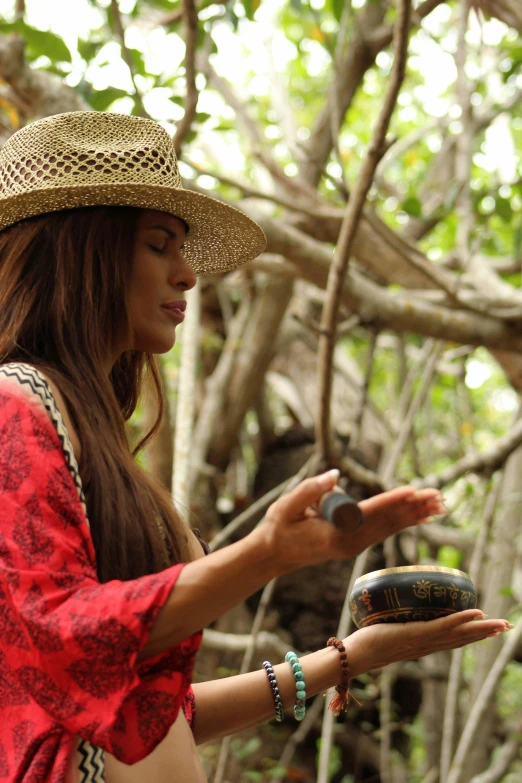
[271,470,341,521]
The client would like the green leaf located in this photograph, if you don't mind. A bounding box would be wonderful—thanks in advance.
[243,0,261,21]
[437,545,462,569]
[196,22,206,50]
[495,196,513,223]
[0,21,72,63]
[329,0,344,23]
[143,0,178,8]
[77,37,106,63]
[214,120,236,132]
[184,129,198,144]
[195,111,211,124]
[499,587,514,598]
[401,196,423,218]
[513,220,522,263]
[88,86,129,111]
[128,47,147,76]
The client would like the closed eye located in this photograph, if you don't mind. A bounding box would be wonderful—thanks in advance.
[148,244,166,254]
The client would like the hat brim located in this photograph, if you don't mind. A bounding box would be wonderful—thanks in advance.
[0,182,267,276]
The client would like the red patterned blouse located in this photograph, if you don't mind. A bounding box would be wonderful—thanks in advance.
[0,364,202,783]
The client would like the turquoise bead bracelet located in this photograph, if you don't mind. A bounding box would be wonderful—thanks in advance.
[285,650,307,721]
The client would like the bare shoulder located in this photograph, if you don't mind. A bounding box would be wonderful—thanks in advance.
[40,372,82,463]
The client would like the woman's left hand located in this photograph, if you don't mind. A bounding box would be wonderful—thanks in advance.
[345,610,513,676]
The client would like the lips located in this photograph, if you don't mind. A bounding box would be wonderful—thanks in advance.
[161,300,186,322]
[162,300,187,311]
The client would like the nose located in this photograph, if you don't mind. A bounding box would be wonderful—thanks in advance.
[168,252,197,291]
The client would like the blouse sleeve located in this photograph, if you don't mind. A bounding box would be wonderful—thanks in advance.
[0,385,202,764]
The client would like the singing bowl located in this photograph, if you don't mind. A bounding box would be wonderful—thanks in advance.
[350,566,477,629]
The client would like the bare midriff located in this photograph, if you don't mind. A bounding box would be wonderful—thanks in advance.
[67,712,207,783]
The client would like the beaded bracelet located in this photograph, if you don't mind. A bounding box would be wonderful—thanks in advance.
[285,651,307,721]
[262,660,284,722]
[326,637,350,716]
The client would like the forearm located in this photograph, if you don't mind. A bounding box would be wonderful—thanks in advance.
[138,528,278,661]
[191,639,366,745]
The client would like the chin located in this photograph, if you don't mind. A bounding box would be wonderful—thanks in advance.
[133,329,177,354]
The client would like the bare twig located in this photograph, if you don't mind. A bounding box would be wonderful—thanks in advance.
[190,293,251,498]
[197,52,316,201]
[381,341,443,485]
[470,716,522,783]
[209,453,320,551]
[172,0,200,156]
[446,616,522,783]
[184,159,323,215]
[421,768,440,783]
[172,281,201,513]
[212,580,278,783]
[317,547,374,783]
[273,696,325,779]
[470,0,522,34]
[351,330,379,448]
[110,0,150,118]
[213,452,319,783]
[380,663,400,783]
[454,0,474,267]
[440,472,503,783]
[14,0,25,20]
[440,647,465,783]
[316,0,412,462]
[201,628,292,659]
[420,415,522,489]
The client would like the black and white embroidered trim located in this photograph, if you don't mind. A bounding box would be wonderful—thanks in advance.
[0,363,89,524]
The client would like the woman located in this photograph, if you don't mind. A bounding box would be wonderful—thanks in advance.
[0,111,510,783]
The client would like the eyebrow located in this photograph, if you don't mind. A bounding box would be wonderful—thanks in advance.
[146,224,179,240]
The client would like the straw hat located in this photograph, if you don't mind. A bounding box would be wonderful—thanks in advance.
[0,111,266,275]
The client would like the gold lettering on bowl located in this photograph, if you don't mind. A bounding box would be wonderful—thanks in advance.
[384,588,401,609]
[360,588,373,611]
[433,584,447,601]
[448,583,459,607]
[413,579,432,602]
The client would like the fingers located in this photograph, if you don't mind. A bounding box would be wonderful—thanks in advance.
[414,612,513,654]
[438,609,486,629]
[271,470,340,522]
[404,489,446,519]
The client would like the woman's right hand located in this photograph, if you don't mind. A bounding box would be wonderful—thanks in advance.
[259,469,446,573]
[345,610,513,676]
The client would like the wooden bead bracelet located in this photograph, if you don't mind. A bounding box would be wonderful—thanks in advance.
[326,636,350,716]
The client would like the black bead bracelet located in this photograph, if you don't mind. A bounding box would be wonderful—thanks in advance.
[263,660,284,722]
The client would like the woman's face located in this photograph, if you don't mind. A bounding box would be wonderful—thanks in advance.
[127,209,197,354]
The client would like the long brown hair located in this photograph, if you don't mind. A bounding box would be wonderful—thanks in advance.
[0,206,193,582]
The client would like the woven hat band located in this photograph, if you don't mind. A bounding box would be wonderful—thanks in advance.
[0,112,183,199]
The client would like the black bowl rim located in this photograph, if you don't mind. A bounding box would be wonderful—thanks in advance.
[354,565,471,588]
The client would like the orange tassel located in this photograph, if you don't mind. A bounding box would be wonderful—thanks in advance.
[328,686,350,717]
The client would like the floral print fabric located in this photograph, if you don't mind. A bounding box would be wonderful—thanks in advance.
[0,370,201,782]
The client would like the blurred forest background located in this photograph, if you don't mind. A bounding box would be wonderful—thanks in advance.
[1,0,522,780]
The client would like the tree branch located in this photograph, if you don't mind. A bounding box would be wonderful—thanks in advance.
[317,548,374,783]
[420,415,522,489]
[110,0,150,118]
[172,0,200,156]
[172,282,201,513]
[470,717,522,783]
[446,616,522,783]
[316,0,412,461]
[200,628,291,659]
[471,0,522,34]
[0,36,87,119]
